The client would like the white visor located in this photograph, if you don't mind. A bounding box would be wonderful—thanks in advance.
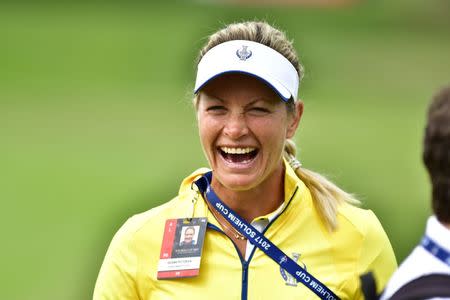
[194,40,299,101]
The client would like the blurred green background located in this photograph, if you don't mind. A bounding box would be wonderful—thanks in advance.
[1,0,449,299]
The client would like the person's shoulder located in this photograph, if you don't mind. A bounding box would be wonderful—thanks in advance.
[337,202,385,238]
[335,202,395,266]
[338,203,397,288]
[382,234,450,299]
[380,248,421,300]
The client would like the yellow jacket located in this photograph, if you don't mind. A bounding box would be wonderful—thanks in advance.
[94,163,396,299]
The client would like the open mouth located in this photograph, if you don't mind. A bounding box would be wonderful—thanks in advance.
[219,146,258,164]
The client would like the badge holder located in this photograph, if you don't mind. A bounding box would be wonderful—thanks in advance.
[157,184,207,279]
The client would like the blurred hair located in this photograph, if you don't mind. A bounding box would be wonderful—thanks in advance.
[195,21,360,231]
[423,85,450,223]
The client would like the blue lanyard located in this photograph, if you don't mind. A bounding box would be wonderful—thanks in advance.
[194,172,340,300]
[421,235,450,267]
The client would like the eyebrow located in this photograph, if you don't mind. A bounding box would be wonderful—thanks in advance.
[202,93,224,103]
[201,93,275,106]
[245,97,277,108]
[247,98,268,105]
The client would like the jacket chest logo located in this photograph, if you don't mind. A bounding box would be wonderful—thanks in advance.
[279,252,307,287]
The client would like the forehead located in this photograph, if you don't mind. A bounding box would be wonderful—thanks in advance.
[199,73,281,104]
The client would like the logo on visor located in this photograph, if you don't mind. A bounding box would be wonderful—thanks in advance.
[236,45,252,61]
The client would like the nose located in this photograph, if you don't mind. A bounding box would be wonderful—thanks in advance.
[223,112,249,139]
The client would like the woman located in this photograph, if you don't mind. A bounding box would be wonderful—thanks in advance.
[94,21,396,300]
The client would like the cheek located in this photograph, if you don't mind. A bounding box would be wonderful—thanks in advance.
[197,116,218,149]
[197,120,208,147]
[251,117,288,144]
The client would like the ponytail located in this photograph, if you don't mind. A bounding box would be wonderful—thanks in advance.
[283,139,360,231]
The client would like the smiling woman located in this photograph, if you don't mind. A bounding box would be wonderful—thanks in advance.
[93,21,397,300]
[197,73,297,195]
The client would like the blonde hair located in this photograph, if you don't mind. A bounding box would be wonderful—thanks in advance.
[283,140,360,231]
[196,21,360,231]
[197,21,303,79]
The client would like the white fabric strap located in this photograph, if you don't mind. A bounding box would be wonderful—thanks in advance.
[195,40,299,101]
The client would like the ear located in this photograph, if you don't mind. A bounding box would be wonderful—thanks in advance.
[286,100,303,139]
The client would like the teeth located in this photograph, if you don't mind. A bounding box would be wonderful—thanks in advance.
[221,147,255,154]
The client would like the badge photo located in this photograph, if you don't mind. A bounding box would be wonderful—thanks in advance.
[157,217,207,279]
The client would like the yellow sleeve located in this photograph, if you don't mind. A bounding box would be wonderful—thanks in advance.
[93,220,140,300]
[356,210,397,297]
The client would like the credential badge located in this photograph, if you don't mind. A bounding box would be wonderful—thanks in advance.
[280,252,306,287]
[236,45,252,61]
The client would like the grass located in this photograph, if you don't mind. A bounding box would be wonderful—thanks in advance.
[1,1,449,299]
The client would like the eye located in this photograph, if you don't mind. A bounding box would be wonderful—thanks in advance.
[248,107,271,115]
[206,106,227,114]
[253,107,270,112]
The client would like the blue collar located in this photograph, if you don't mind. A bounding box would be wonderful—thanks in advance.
[421,236,450,267]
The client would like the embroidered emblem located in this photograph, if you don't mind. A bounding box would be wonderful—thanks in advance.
[236,45,252,61]
[280,252,306,287]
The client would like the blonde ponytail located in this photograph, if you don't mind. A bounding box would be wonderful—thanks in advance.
[283,139,360,231]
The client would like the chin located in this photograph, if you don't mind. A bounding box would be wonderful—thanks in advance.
[214,172,260,192]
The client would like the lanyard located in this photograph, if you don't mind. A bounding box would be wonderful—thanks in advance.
[421,235,450,267]
[194,172,340,300]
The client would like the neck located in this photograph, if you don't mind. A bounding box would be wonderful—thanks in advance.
[436,216,450,230]
[211,164,285,223]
